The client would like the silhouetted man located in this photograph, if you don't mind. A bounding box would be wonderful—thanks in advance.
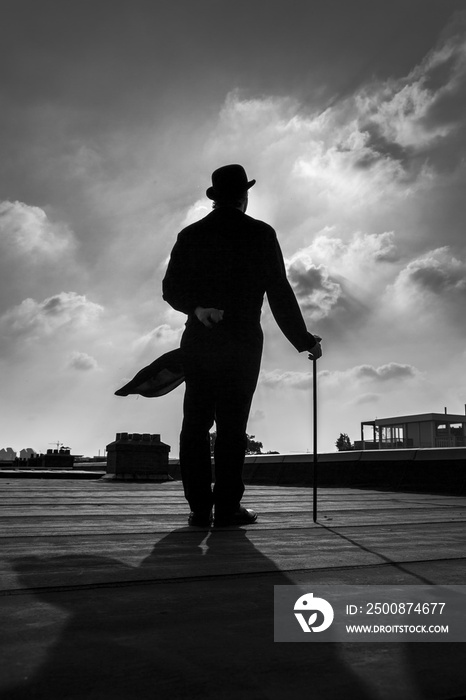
[163,165,322,527]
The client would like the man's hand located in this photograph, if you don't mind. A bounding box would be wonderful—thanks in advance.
[308,334,322,361]
[195,306,224,328]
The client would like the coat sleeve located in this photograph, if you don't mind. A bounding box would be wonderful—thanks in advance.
[265,230,317,352]
[162,230,197,315]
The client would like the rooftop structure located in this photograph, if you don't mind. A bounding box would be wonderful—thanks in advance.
[358,410,466,450]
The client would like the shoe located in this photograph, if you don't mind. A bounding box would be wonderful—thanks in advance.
[214,506,258,527]
[188,511,212,527]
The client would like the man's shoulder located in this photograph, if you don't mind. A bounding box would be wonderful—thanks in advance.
[177,210,218,235]
[242,212,275,234]
[175,218,206,242]
[177,209,276,239]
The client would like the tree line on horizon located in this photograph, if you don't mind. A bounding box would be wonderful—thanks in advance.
[335,433,355,451]
[209,432,279,455]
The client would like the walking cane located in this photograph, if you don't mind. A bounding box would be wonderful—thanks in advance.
[312,357,318,523]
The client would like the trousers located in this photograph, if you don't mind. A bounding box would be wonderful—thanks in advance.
[179,318,263,514]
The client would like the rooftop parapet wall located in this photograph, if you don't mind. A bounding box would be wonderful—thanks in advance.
[245,448,466,462]
[167,448,466,495]
[244,449,466,494]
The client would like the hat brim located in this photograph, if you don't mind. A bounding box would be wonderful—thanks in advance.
[206,179,256,201]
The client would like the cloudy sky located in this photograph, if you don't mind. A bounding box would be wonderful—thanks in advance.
[1,0,466,457]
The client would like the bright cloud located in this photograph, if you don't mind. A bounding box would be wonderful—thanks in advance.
[259,368,313,391]
[133,324,183,352]
[67,351,99,371]
[2,7,465,456]
[0,292,104,346]
[249,409,265,423]
[357,13,466,158]
[350,363,420,382]
[295,230,399,273]
[207,13,466,250]
[387,247,466,333]
[0,201,76,260]
[261,362,420,392]
[284,230,399,322]
[209,92,408,227]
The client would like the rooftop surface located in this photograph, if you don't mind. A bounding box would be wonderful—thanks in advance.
[1,478,465,699]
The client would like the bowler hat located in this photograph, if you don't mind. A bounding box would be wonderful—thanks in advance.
[206,164,256,200]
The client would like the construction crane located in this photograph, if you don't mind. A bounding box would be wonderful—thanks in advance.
[49,441,64,450]
[48,441,70,451]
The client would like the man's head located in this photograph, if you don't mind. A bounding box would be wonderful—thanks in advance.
[206,164,255,210]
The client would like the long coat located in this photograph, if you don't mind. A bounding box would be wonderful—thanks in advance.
[115,207,314,397]
[162,206,314,352]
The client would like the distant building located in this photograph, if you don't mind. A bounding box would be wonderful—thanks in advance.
[357,411,466,450]
[11,448,78,469]
[19,448,36,459]
[0,447,17,461]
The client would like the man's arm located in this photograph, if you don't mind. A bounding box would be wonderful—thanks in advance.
[265,230,321,354]
[162,231,197,315]
[163,232,224,327]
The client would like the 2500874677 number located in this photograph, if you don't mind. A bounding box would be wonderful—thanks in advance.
[365,602,446,615]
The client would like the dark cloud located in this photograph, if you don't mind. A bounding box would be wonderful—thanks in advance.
[422,11,466,129]
[401,248,466,296]
[389,248,466,336]
[355,11,466,175]
[1,1,463,141]
[410,265,466,295]
[285,256,373,343]
[43,296,65,315]
[354,126,410,167]
[287,263,341,319]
